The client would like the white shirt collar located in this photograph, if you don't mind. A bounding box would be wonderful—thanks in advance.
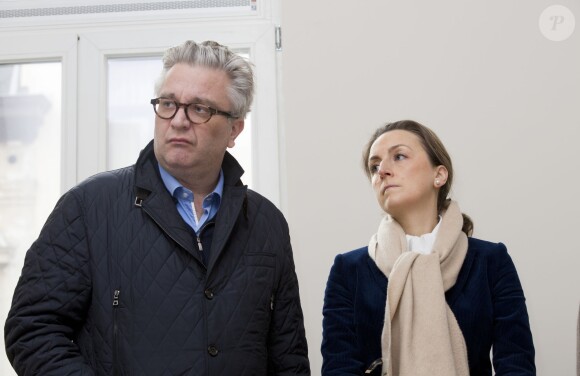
[405,216,442,255]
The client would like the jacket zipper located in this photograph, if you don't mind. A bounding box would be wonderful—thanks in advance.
[113,289,121,376]
[196,221,215,265]
[140,206,208,268]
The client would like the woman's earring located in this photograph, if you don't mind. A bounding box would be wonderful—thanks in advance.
[435,179,440,186]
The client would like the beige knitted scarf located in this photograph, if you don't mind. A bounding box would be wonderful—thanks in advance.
[368,201,470,376]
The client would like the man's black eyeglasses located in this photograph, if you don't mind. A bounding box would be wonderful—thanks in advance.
[150,97,236,124]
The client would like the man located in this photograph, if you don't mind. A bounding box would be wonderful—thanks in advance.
[5,40,310,375]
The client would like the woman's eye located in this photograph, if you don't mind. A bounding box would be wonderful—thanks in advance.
[369,164,380,173]
[394,153,406,161]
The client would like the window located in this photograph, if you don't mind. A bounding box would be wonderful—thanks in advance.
[0,60,65,376]
[0,60,62,270]
[0,1,279,201]
[77,25,278,200]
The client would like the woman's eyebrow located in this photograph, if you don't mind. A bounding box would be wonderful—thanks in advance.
[368,143,413,163]
[388,143,411,152]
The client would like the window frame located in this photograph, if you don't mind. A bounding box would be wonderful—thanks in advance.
[0,2,282,205]
[0,31,79,191]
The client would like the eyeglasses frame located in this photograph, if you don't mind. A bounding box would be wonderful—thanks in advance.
[150,97,236,124]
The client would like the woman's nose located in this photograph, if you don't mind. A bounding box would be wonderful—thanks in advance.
[377,163,391,178]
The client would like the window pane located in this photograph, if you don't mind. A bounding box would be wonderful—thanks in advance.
[0,61,61,376]
[107,54,253,186]
[107,56,159,169]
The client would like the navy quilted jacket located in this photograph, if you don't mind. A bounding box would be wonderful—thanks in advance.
[5,141,310,376]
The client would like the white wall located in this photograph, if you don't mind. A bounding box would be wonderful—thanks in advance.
[281,1,580,374]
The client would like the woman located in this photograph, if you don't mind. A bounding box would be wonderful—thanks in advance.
[321,120,535,375]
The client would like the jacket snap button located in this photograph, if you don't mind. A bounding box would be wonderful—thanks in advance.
[208,345,218,356]
[204,289,214,299]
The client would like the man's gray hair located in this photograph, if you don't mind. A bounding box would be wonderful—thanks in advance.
[154,40,254,118]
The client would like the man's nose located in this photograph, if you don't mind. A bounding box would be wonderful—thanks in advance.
[171,107,191,127]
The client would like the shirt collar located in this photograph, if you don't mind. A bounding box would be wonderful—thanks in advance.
[405,216,442,255]
[158,164,224,200]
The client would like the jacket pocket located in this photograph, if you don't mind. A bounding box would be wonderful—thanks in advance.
[243,253,276,285]
[243,253,276,312]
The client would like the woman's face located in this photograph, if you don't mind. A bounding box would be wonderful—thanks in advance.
[367,130,446,219]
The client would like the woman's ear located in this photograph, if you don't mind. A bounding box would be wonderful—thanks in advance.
[434,165,448,187]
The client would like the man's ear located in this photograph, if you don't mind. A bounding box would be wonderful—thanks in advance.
[227,119,245,148]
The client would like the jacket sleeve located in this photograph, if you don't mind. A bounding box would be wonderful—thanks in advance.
[267,219,310,375]
[4,190,95,376]
[491,243,536,375]
[321,254,366,375]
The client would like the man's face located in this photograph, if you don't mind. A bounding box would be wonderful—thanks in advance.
[153,63,244,182]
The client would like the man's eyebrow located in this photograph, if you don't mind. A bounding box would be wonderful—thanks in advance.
[194,97,220,109]
[159,94,221,109]
[158,93,176,99]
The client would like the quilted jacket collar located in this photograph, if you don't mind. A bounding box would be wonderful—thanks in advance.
[132,140,248,270]
[134,140,246,186]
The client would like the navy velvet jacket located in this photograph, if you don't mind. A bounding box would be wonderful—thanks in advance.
[321,237,535,375]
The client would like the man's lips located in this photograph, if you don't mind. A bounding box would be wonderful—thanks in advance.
[168,137,191,145]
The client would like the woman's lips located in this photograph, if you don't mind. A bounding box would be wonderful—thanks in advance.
[382,184,398,195]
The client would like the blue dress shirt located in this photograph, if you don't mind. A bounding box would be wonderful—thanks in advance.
[158,164,223,233]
